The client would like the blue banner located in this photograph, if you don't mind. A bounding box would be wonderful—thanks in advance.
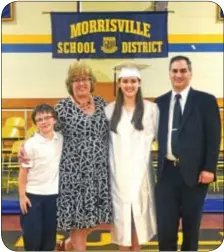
[1,3,13,20]
[51,12,168,58]
[218,6,224,21]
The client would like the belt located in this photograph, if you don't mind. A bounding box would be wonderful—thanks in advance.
[166,158,180,167]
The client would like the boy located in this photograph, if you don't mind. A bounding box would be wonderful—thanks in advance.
[19,104,63,251]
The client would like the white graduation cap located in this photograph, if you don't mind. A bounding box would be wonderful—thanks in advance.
[112,62,150,95]
[114,62,150,79]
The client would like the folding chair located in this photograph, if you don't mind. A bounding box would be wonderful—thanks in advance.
[26,125,37,139]
[4,116,25,128]
[152,140,158,151]
[5,140,25,193]
[2,126,21,153]
[216,175,224,192]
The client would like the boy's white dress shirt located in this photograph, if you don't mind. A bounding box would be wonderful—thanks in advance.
[21,132,63,195]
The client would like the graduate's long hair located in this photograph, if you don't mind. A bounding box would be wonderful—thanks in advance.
[110,79,144,133]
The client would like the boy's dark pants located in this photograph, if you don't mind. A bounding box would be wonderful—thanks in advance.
[20,193,58,251]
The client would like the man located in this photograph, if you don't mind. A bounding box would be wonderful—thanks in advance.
[155,55,221,251]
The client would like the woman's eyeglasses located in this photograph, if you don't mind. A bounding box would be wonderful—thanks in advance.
[73,78,90,83]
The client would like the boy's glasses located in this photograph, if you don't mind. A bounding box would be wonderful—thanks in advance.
[35,116,54,123]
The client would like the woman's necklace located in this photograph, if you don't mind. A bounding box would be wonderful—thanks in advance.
[73,96,93,111]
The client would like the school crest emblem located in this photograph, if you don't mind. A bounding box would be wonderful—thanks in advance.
[101,37,118,53]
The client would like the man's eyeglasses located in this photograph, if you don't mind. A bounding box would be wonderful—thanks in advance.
[35,116,54,123]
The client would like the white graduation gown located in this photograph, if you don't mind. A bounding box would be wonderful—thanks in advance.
[105,100,159,246]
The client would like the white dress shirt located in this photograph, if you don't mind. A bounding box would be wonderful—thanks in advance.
[21,132,63,195]
[167,85,191,160]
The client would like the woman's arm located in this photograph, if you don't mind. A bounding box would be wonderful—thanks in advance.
[54,102,63,132]
[18,142,30,164]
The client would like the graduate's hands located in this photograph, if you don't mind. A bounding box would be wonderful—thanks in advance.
[198,171,214,184]
[19,195,32,214]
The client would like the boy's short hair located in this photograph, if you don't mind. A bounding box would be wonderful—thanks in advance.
[31,104,57,124]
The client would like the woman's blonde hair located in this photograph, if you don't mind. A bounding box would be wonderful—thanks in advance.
[65,61,96,96]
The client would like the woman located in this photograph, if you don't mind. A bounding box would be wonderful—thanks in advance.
[55,61,113,251]
[105,63,158,251]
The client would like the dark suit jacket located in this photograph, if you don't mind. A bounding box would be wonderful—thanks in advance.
[155,88,221,186]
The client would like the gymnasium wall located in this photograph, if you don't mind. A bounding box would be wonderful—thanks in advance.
[2,1,223,99]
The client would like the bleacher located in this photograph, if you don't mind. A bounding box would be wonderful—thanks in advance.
[1,108,224,213]
[2,112,37,194]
